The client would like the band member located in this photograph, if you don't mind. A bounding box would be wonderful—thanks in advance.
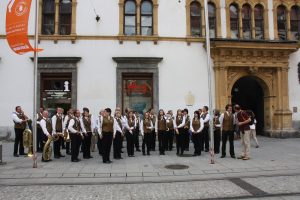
[39,110,53,162]
[183,109,191,151]
[219,104,236,158]
[12,106,28,157]
[213,109,221,154]
[200,106,210,152]
[246,110,259,148]
[174,109,186,156]
[36,107,44,152]
[190,111,204,156]
[125,111,136,157]
[133,111,141,152]
[114,110,124,159]
[155,109,167,155]
[51,107,65,159]
[95,109,105,155]
[63,108,74,155]
[68,110,84,162]
[61,108,66,149]
[149,108,157,151]
[98,108,115,164]
[81,107,94,159]
[235,105,251,160]
[165,110,175,151]
[141,112,153,156]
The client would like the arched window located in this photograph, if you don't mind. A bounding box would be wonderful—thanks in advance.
[59,0,72,35]
[290,6,300,40]
[42,0,55,35]
[208,3,216,38]
[242,4,251,39]
[277,5,287,40]
[190,1,202,37]
[141,0,153,36]
[230,4,239,39]
[254,4,264,39]
[124,0,137,35]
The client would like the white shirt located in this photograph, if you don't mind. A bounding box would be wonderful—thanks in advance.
[114,118,123,133]
[97,115,116,137]
[140,119,154,136]
[12,112,23,124]
[63,114,74,130]
[51,114,64,134]
[80,115,95,133]
[250,119,257,130]
[68,118,84,134]
[123,115,137,132]
[190,118,204,133]
[173,115,186,129]
[201,113,210,124]
[40,117,51,136]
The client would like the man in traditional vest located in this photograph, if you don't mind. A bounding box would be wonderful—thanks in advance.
[219,104,236,158]
[81,107,94,159]
[63,108,74,155]
[12,106,28,157]
[68,110,83,162]
[51,107,65,159]
[39,110,53,162]
[36,107,44,152]
[149,108,157,151]
[200,106,210,152]
[235,104,251,160]
[183,108,191,151]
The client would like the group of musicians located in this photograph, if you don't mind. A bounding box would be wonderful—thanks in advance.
[12,103,253,163]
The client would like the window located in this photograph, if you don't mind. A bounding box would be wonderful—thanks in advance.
[277,5,287,40]
[190,1,202,37]
[230,4,239,39]
[59,0,72,35]
[254,4,264,39]
[42,0,55,35]
[141,1,153,36]
[242,4,251,39]
[290,6,300,40]
[124,0,137,36]
[208,3,216,38]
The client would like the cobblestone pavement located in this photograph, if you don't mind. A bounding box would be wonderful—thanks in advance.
[0,136,300,199]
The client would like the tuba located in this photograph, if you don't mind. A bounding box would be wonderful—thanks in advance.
[23,121,33,157]
[63,129,70,142]
[43,135,53,161]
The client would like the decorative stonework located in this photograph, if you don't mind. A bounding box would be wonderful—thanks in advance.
[211,39,298,135]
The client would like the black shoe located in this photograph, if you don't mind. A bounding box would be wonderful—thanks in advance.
[13,154,19,157]
[20,153,27,156]
[193,154,197,156]
[185,148,189,151]
[143,153,146,156]
[107,160,112,164]
[54,156,60,159]
[136,149,141,152]
[221,155,226,158]
[205,149,209,152]
[121,151,124,153]
[72,159,79,162]
[215,152,219,154]
[147,152,150,156]
[89,156,93,158]
[66,152,71,155]
[231,155,236,159]
[83,156,89,159]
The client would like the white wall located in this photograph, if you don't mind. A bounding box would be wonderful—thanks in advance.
[289,50,300,122]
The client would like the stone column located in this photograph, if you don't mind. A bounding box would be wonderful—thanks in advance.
[136,0,141,35]
[118,1,124,35]
[54,0,59,35]
[153,2,159,36]
[71,0,77,36]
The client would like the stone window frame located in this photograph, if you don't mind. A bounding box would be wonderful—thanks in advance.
[186,0,221,39]
[39,0,77,43]
[273,0,300,41]
[33,57,81,110]
[225,0,269,40]
[118,0,158,43]
[113,57,163,113]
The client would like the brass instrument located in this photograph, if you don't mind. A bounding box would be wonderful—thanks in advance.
[43,135,53,161]
[23,122,33,157]
[63,129,70,142]
[53,132,64,141]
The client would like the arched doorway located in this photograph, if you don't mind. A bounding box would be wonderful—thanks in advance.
[231,76,264,134]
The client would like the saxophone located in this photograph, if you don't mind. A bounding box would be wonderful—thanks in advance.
[43,135,53,161]
[23,121,33,157]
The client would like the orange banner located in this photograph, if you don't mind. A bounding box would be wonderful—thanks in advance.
[6,0,42,55]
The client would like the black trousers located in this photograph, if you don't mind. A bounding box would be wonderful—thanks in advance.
[222,130,235,156]
[133,128,140,150]
[176,128,185,154]
[53,136,62,157]
[14,128,25,155]
[214,129,221,154]
[97,135,103,155]
[36,128,43,151]
[192,133,202,155]
[113,131,123,159]
[142,133,151,154]
[166,130,174,150]
[82,132,92,158]
[66,141,70,154]
[61,136,66,149]
[158,131,167,154]
[125,131,134,156]
[183,128,190,150]
[202,126,210,151]
[70,133,81,161]
[150,130,156,150]
[101,132,113,162]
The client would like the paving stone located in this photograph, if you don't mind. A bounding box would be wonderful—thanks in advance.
[188,170,204,175]
[62,173,79,178]
[126,172,143,177]
[111,173,126,177]
[94,173,111,178]
[78,173,95,178]
[159,171,174,176]
[46,173,63,178]
[30,173,46,178]
[143,172,159,177]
